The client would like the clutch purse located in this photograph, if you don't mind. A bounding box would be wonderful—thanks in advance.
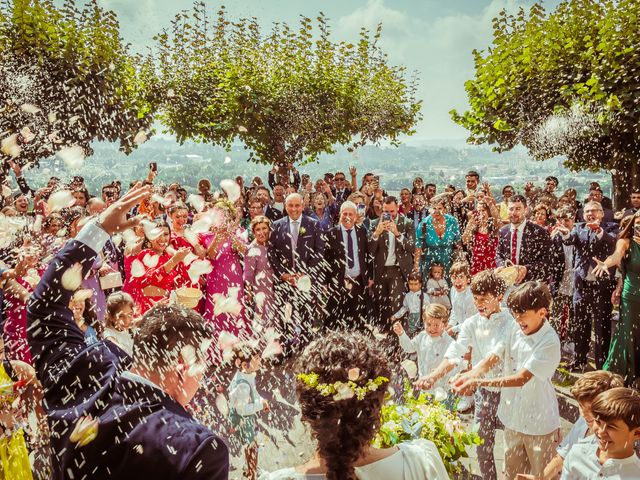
[99,271,123,290]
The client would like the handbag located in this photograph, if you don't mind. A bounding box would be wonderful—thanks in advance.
[99,271,123,290]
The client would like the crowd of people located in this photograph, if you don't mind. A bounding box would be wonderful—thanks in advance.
[0,159,639,480]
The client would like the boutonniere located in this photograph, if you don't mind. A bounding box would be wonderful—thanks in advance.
[299,226,306,235]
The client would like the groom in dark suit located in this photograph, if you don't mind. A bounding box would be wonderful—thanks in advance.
[496,194,551,284]
[268,192,324,348]
[26,185,229,480]
[323,201,371,331]
[555,200,618,370]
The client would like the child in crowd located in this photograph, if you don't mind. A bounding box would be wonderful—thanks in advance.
[391,271,429,336]
[103,292,136,356]
[452,281,561,480]
[228,344,270,480]
[426,263,451,309]
[415,269,513,480]
[561,387,640,479]
[518,370,624,479]
[448,261,477,335]
[69,289,102,346]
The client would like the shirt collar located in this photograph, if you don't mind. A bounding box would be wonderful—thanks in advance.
[510,220,527,234]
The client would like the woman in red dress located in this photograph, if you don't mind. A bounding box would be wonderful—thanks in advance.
[462,200,500,276]
[133,222,190,314]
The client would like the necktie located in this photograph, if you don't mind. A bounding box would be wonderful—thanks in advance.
[347,229,355,269]
[291,220,299,245]
[511,228,518,265]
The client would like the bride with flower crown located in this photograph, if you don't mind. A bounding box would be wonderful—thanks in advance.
[261,331,448,480]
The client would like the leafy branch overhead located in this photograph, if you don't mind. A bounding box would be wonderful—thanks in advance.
[0,0,156,168]
[451,0,640,204]
[155,3,422,166]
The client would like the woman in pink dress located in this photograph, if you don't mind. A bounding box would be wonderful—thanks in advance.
[462,200,500,275]
[200,201,248,338]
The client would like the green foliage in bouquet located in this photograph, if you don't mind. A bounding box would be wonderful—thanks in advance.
[373,383,482,476]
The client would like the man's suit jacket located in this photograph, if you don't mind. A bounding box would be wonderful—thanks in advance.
[562,222,618,295]
[27,225,229,480]
[496,220,552,282]
[267,214,324,278]
[264,204,284,222]
[323,224,371,287]
[368,214,415,281]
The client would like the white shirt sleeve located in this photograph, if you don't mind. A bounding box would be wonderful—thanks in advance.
[445,319,472,364]
[523,334,561,380]
[228,382,263,417]
[398,332,417,354]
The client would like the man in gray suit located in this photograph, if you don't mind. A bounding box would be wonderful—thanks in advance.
[368,196,415,332]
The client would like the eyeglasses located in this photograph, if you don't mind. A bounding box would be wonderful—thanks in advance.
[335,177,345,181]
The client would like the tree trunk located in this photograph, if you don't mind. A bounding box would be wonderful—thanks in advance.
[611,156,640,211]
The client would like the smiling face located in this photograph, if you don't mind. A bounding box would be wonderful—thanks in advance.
[473,293,503,317]
[313,193,326,210]
[252,221,270,245]
[431,202,445,219]
[424,315,446,338]
[112,304,134,331]
[534,208,548,226]
[340,205,357,229]
[150,227,171,253]
[400,189,412,204]
[451,273,470,292]
[512,307,546,335]
[170,208,188,230]
[285,195,303,221]
[13,195,28,213]
[465,175,479,191]
[584,204,604,224]
[69,298,85,322]
[593,417,640,459]
[73,191,87,207]
[508,200,527,226]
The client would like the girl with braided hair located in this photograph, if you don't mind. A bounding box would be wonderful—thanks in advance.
[265,331,448,480]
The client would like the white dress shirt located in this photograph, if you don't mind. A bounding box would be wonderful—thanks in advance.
[340,224,361,278]
[445,309,515,392]
[557,416,590,459]
[393,290,428,318]
[399,331,456,392]
[497,320,561,435]
[449,286,478,331]
[561,436,640,479]
[385,229,398,266]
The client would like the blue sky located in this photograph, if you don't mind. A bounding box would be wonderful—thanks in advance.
[98,0,562,142]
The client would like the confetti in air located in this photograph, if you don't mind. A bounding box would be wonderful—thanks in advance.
[220,179,241,202]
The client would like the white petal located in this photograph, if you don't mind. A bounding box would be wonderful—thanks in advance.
[247,247,261,258]
[215,393,229,415]
[20,126,35,142]
[296,275,312,293]
[187,194,205,213]
[142,253,159,268]
[238,126,248,133]
[188,259,213,277]
[433,387,448,402]
[57,145,85,169]
[121,229,139,246]
[255,292,266,309]
[61,263,83,291]
[133,130,148,145]
[20,103,40,114]
[401,359,418,379]
[220,179,241,202]
[223,156,232,164]
[217,331,239,351]
[182,252,197,266]
[261,339,282,359]
[47,190,76,212]
[47,112,57,123]
[1,134,21,157]
[183,228,200,246]
[130,259,145,278]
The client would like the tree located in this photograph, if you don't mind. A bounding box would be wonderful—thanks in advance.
[451,0,640,207]
[154,3,422,169]
[0,0,156,173]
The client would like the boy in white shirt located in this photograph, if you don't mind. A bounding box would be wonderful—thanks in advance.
[393,303,453,394]
[561,387,640,479]
[452,281,561,480]
[391,271,429,336]
[518,370,624,480]
[448,261,478,335]
[414,269,514,480]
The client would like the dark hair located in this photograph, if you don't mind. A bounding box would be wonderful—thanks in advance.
[73,188,90,203]
[507,194,527,206]
[556,206,576,220]
[231,341,262,368]
[294,332,391,480]
[618,214,639,240]
[106,291,134,329]
[591,387,640,430]
[425,183,436,189]
[506,281,551,314]
[502,185,514,195]
[142,220,171,249]
[62,206,87,228]
[407,271,422,283]
[470,269,507,296]
[383,195,398,206]
[465,170,480,179]
[133,304,214,370]
[545,176,559,186]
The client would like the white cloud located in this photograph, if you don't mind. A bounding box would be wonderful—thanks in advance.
[337,0,533,141]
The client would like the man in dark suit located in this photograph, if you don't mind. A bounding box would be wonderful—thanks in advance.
[254,185,283,222]
[368,196,415,332]
[26,185,229,480]
[268,192,324,348]
[578,187,615,223]
[623,189,640,218]
[555,200,618,370]
[323,201,371,331]
[496,194,552,284]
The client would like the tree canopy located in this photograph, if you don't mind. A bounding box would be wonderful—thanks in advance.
[0,0,155,171]
[451,0,640,206]
[155,3,422,167]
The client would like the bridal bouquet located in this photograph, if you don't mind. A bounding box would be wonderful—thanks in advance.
[373,383,482,476]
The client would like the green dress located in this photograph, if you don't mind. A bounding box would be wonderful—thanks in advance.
[604,242,640,384]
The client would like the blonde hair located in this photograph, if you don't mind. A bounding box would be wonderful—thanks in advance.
[423,303,449,324]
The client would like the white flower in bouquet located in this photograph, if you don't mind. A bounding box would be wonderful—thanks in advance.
[401,359,418,379]
[296,274,312,292]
